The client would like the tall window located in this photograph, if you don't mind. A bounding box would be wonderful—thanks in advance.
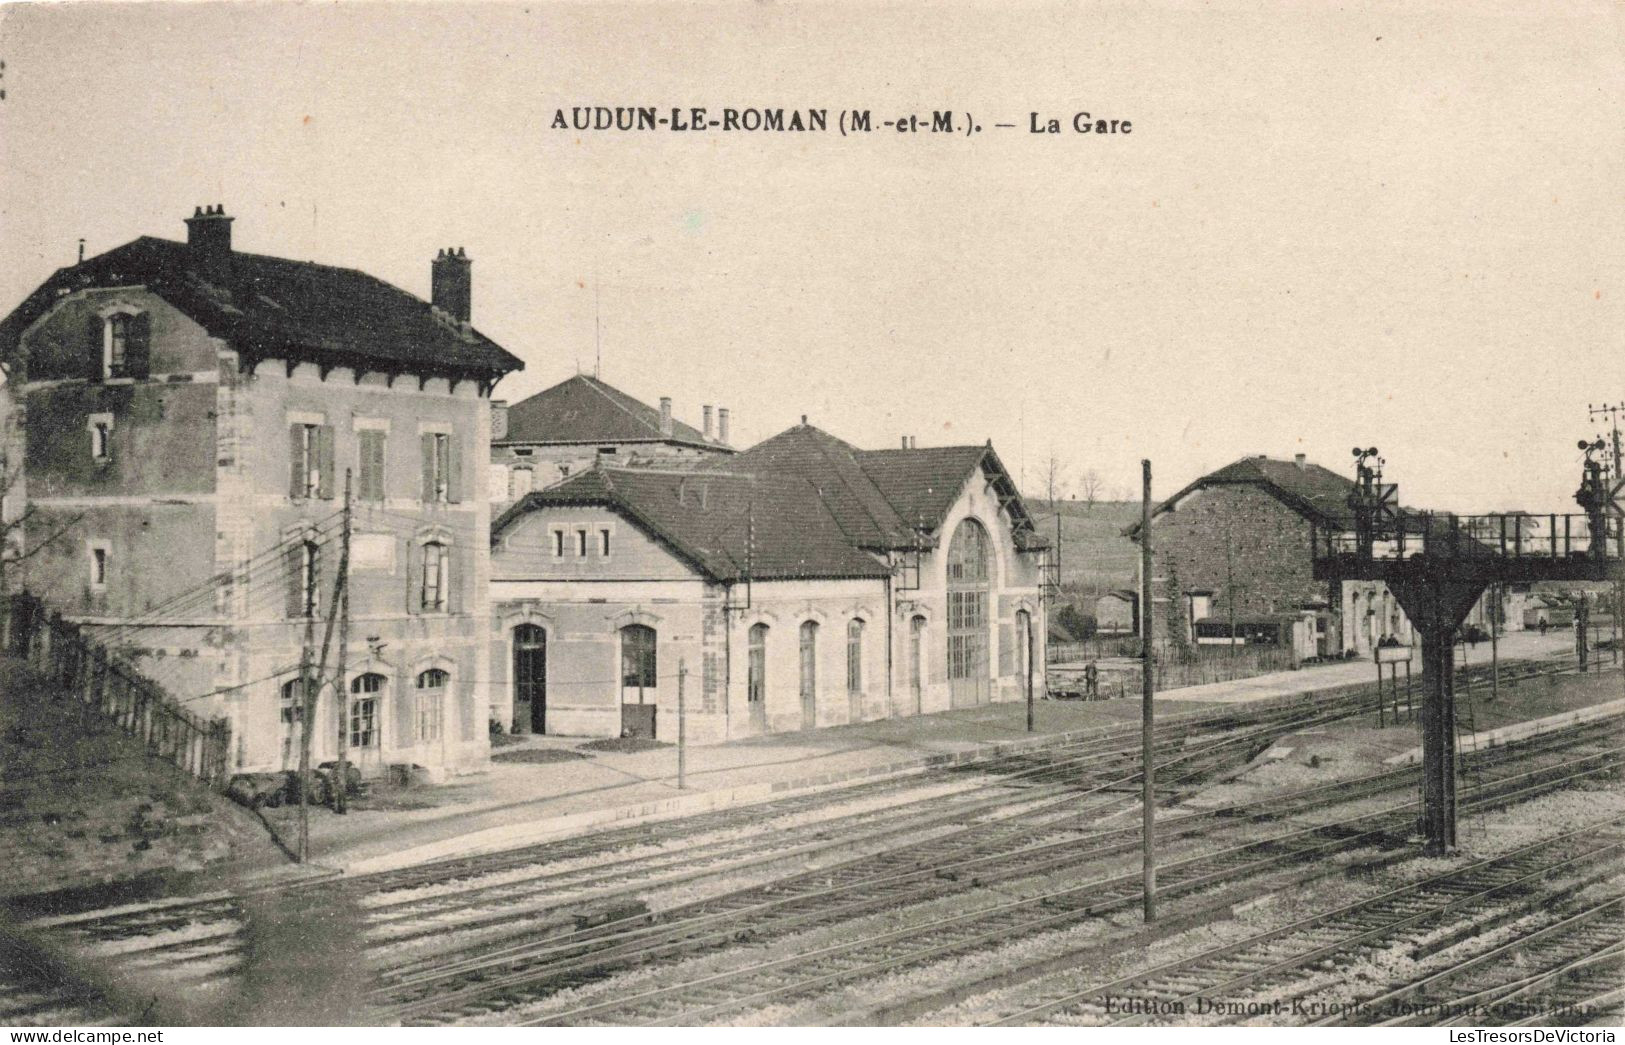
[576,529,589,557]
[420,540,449,612]
[92,311,149,380]
[748,624,768,705]
[620,624,657,690]
[358,430,386,502]
[846,619,865,694]
[946,519,991,702]
[552,530,565,558]
[799,621,819,698]
[1015,610,1032,690]
[421,432,458,503]
[348,673,385,749]
[279,677,309,765]
[89,546,108,589]
[415,669,447,743]
[289,423,333,500]
[600,528,612,557]
[910,616,926,700]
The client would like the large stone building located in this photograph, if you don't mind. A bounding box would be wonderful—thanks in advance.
[490,375,733,506]
[0,207,522,778]
[1130,453,1412,658]
[487,421,1049,741]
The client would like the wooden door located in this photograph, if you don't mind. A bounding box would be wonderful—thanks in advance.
[514,625,547,733]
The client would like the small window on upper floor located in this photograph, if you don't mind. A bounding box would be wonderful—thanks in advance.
[421,432,461,504]
[598,446,617,456]
[576,529,588,557]
[96,312,150,380]
[88,415,113,463]
[552,530,565,558]
[600,528,611,557]
[89,545,108,589]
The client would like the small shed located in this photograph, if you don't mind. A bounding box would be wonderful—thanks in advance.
[1095,590,1138,634]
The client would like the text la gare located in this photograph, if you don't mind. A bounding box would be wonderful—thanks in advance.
[1031,112,1131,134]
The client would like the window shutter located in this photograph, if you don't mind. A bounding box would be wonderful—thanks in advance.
[125,313,152,379]
[362,431,385,501]
[284,542,303,618]
[86,313,104,379]
[447,436,463,504]
[289,426,306,499]
[420,434,436,502]
[317,425,336,500]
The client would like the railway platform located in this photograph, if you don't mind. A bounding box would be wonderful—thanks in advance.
[297,631,1594,875]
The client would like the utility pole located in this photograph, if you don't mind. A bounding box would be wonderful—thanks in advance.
[677,658,687,790]
[1025,617,1035,732]
[306,473,351,820]
[1588,404,1623,679]
[296,554,317,863]
[332,471,353,813]
[1489,583,1499,701]
[1139,459,1156,923]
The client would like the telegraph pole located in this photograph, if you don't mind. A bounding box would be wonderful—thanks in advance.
[1139,459,1156,923]
[332,471,353,813]
[1589,404,1623,677]
[677,658,687,790]
[296,560,317,862]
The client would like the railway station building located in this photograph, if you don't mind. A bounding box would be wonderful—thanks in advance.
[489,375,735,508]
[0,207,523,779]
[1129,453,1416,659]
[488,421,1050,741]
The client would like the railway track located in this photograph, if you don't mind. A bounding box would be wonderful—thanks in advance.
[979,815,1625,1027]
[8,654,1601,1027]
[34,661,1473,965]
[394,735,1619,1024]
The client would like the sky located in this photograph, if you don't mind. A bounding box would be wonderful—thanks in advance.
[1,1,1621,513]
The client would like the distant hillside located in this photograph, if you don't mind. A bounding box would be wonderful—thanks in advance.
[1029,499,1141,596]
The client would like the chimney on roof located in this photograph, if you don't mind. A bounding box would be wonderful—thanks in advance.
[718,407,730,446]
[703,405,714,441]
[431,247,472,323]
[1294,453,1307,470]
[184,204,234,284]
[491,400,508,441]
[659,396,674,437]
[901,435,908,450]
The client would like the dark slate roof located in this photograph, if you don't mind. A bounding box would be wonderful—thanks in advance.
[1127,455,1362,537]
[0,236,523,380]
[706,425,913,549]
[500,375,726,450]
[494,467,889,582]
[854,446,988,530]
[701,423,1047,552]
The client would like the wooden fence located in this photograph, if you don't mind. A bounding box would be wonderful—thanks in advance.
[1049,642,1300,698]
[1,592,232,786]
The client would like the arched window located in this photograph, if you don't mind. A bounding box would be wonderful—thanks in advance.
[620,624,657,690]
[415,668,447,743]
[348,673,385,749]
[799,621,819,699]
[909,616,927,705]
[846,619,865,695]
[748,623,768,706]
[1015,610,1032,692]
[946,519,992,706]
[279,677,309,766]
